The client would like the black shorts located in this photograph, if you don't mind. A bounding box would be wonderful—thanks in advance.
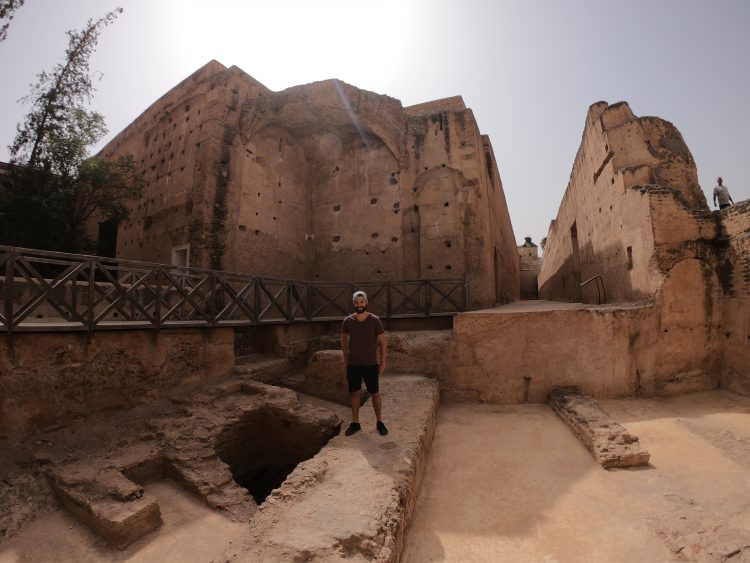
[347,364,379,394]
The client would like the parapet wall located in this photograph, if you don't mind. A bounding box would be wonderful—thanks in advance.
[443,301,720,403]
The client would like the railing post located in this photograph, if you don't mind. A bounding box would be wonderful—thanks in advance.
[87,259,95,337]
[386,282,392,319]
[71,269,77,321]
[154,267,161,333]
[305,284,312,321]
[286,282,293,321]
[4,249,15,351]
[425,280,431,317]
[462,280,468,311]
[253,277,261,324]
[208,273,216,326]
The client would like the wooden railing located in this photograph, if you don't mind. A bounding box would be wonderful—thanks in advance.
[0,245,467,335]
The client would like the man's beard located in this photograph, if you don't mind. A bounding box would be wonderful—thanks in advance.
[355,306,367,313]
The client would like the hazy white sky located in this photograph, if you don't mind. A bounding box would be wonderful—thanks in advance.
[2,0,749,248]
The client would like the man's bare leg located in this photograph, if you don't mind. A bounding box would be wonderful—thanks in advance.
[372,393,382,421]
[372,393,388,435]
[351,390,361,423]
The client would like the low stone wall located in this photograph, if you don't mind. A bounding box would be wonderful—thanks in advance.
[445,302,720,403]
[0,328,235,437]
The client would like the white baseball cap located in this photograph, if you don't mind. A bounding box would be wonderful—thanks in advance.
[352,290,367,300]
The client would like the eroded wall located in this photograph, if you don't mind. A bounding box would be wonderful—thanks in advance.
[536,101,745,398]
[0,328,234,436]
[444,294,722,403]
[98,61,269,271]
[538,102,716,304]
[98,63,519,308]
[718,201,750,394]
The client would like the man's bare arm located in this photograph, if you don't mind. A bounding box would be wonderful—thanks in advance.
[341,332,349,366]
[378,333,387,374]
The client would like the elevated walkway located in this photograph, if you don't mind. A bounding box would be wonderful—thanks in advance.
[0,245,466,335]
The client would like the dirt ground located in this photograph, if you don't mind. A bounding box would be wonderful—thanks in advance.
[0,375,438,562]
[3,388,750,562]
[403,390,750,562]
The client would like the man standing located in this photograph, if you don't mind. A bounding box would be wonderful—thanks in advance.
[713,177,734,210]
[341,290,388,436]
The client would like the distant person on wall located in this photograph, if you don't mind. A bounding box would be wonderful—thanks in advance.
[713,177,734,210]
[341,291,388,437]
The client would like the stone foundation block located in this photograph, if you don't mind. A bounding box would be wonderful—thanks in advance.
[547,387,650,469]
[303,350,350,405]
[48,466,162,549]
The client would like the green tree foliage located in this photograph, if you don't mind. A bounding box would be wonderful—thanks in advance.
[1,7,143,253]
[0,0,25,41]
[10,8,122,169]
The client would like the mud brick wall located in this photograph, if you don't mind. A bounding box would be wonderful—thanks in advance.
[0,328,234,437]
[96,62,519,309]
[536,101,731,395]
[718,200,750,394]
[445,303,720,404]
[538,102,716,304]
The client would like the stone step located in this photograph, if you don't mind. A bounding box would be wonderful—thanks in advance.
[234,355,292,384]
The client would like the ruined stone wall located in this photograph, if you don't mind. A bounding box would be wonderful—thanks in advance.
[537,102,726,394]
[718,200,750,394]
[225,123,310,279]
[398,102,518,305]
[0,328,234,437]
[445,302,721,403]
[538,102,712,304]
[99,61,270,270]
[98,62,519,307]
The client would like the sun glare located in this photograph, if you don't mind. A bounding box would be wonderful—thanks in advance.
[171,0,413,92]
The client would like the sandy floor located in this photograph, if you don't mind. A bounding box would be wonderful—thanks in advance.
[403,390,750,562]
[0,480,247,563]
[0,375,438,562]
[3,389,750,562]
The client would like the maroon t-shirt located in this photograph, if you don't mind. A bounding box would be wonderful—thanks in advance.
[342,313,384,366]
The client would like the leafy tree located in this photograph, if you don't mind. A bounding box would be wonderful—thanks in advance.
[65,152,144,251]
[10,8,122,169]
[1,7,143,253]
[0,0,25,42]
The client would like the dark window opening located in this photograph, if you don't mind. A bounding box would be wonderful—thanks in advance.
[96,219,118,258]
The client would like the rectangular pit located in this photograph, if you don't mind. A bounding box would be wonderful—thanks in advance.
[214,405,339,504]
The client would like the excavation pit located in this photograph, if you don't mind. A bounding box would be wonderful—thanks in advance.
[215,405,339,504]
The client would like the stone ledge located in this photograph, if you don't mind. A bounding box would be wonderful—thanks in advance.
[304,350,349,405]
[236,375,440,562]
[47,466,162,549]
[547,387,650,468]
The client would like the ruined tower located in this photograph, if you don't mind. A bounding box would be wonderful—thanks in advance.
[97,61,520,308]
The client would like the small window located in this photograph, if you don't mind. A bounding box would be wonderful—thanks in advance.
[171,244,190,268]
